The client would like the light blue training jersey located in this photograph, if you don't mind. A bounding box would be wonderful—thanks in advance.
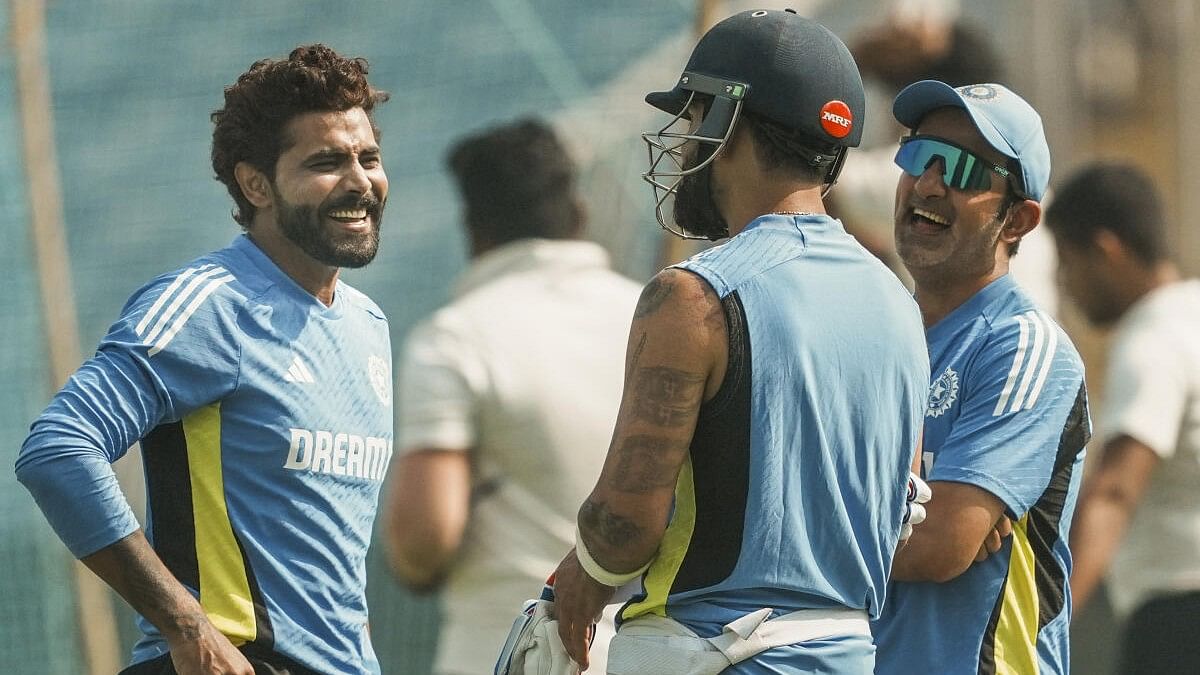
[873,274,1090,675]
[619,214,929,672]
[16,234,394,674]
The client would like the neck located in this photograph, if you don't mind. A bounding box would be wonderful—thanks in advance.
[724,182,826,237]
[912,265,1008,329]
[246,224,340,306]
[1122,261,1180,312]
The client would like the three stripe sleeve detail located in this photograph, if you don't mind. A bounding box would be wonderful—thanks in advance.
[993,311,1059,416]
[134,264,234,356]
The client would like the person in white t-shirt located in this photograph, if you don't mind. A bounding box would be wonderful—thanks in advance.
[384,118,642,675]
[1048,162,1200,675]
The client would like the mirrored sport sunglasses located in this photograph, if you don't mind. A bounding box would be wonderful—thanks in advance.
[894,135,1018,194]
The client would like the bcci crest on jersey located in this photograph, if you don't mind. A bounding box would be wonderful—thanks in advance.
[926,367,959,418]
[368,354,391,405]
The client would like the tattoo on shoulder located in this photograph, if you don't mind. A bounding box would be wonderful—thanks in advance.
[633,275,674,319]
[631,366,705,427]
[580,498,643,547]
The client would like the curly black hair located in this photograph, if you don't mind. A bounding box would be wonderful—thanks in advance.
[211,44,390,226]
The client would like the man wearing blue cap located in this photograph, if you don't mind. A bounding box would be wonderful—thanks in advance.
[872,80,1091,674]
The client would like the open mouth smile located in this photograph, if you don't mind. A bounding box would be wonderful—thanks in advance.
[907,206,951,235]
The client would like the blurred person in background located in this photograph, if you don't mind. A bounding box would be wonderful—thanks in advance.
[384,118,641,674]
[871,81,1090,675]
[1047,162,1200,675]
[551,10,929,674]
[16,44,393,675]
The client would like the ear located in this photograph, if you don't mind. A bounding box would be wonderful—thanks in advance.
[999,198,1041,247]
[1092,228,1127,263]
[233,162,274,211]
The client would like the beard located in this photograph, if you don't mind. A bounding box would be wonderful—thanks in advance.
[275,188,385,268]
[672,162,729,241]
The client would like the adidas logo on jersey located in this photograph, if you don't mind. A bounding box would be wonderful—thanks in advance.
[283,427,393,481]
[284,355,316,384]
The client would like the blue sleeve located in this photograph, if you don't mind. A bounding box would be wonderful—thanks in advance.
[16,268,240,557]
[929,314,1086,518]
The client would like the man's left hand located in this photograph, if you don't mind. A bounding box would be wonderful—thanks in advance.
[552,548,615,671]
[975,515,1013,562]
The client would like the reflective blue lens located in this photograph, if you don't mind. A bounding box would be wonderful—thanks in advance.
[894,136,1004,191]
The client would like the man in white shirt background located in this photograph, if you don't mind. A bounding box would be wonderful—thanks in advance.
[384,118,642,675]
[1048,162,1200,675]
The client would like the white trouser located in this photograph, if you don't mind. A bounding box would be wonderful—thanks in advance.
[605,607,871,675]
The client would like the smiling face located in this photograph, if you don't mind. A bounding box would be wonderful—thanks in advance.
[894,108,1015,286]
[268,107,388,268]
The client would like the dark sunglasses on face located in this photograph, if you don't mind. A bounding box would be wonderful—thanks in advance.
[894,135,1018,194]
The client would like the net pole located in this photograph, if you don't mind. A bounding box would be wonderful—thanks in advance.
[10,1,123,673]
[657,0,725,268]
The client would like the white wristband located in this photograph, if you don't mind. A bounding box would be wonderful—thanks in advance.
[575,526,652,587]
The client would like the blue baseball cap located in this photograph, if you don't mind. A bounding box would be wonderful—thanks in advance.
[893,80,1050,201]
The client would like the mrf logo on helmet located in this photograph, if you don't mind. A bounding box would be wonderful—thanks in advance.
[641,9,866,239]
[820,101,855,138]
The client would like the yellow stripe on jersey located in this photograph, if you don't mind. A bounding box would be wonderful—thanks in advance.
[182,403,256,644]
[993,514,1039,675]
[620,458,697,621]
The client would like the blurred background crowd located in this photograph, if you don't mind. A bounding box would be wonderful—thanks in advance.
[3,0,1197,672]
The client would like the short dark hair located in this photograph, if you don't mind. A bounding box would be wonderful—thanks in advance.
[741,111,839,184]
[446,118,580,244]
[924,23,1003,88]
[1044,162,1168,263]
[211,44,389,226]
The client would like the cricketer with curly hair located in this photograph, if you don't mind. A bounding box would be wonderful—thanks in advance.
[17,44,393,675]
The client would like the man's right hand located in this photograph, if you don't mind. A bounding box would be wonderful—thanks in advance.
[166,615,254,675]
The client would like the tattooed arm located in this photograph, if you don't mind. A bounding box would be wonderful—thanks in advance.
[554,267,728,668]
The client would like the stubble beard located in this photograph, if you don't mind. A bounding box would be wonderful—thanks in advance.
[899,209,1007,288]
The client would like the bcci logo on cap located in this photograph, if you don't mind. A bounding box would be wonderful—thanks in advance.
[958,84,1000,102]
[819,100,853,138]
